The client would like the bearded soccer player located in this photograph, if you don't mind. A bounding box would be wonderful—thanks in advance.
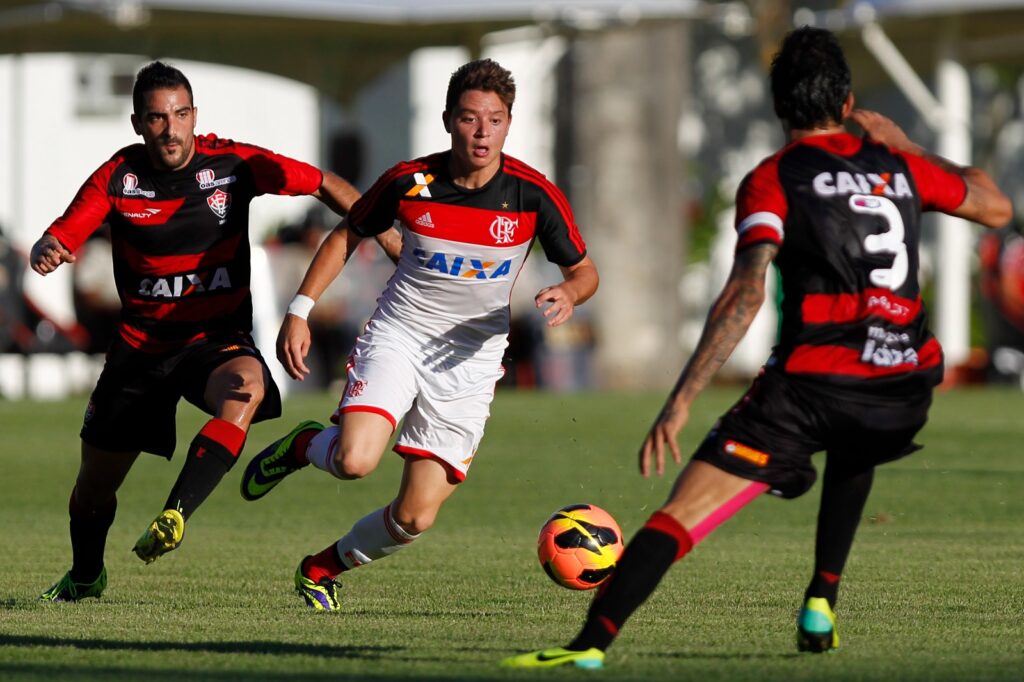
[503,27,1012,669]
[238,58,599,611]
[33,61,399,602]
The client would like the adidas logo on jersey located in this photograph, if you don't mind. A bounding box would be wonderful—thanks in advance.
[415,212,435,229]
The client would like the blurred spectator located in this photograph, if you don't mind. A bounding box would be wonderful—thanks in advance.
[0,225,85,354]
[980,224,1024,383]
[502,253,596,391]
[268,208,394,390]
[73,225,121,354]
[0,225,31,352]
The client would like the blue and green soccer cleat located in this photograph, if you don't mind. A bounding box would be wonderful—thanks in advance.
[797,597,840,652]
[241,420,324,501]
[500,647,605,669]
[294,557,341,611]
[133,508,185,564]
[39,567,108,602]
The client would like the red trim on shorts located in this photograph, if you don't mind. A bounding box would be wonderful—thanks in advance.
[392,444,467,482]
[199,418,247,456]
[339,405,397,431]
[643,511,694,561]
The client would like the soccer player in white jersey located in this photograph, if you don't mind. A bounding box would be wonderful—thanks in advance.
[240,58,599,610]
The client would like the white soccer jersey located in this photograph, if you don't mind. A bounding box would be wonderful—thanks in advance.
[349,152,587,365]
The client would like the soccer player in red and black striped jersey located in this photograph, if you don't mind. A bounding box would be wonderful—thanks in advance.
[504,27,1012,668]
[33,61,399,603]
[237,58,599,611]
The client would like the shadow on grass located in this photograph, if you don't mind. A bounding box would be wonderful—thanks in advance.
[645,651,800,661]
[0,664,478,682]
[455,644,798,661]
[0,634,396,659]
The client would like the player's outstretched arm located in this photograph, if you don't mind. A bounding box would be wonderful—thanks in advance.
[313,170,361,217]
[313,171,402,264]
[30,234,76,275]
[639,243,778,478]
[534,255,598,327]
[851,109,1012,229]
[374,226,403,265]
[278,219,364,381]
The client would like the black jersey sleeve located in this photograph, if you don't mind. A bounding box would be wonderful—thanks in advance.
[347,165,402,237]
[533,181,587,268]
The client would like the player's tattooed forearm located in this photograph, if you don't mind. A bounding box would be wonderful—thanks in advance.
[675,244,777,400]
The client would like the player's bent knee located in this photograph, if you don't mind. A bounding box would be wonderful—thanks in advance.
[240,377,265,406]
[332,451,378,479]
[390,507,436,535]
[73,479,118,509]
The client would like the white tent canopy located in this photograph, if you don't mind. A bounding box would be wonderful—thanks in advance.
[0,0,705,102]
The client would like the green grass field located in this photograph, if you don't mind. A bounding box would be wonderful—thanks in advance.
[1,387,1023,681]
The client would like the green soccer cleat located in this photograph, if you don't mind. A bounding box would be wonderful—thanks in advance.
[797,597,840,653]
[241,420,324,501]
[294,557,341,611]
[500,647,605,669]
[39,567,108,603]
[133,508,185,564]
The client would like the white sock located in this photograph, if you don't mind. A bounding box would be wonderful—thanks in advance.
[306,426,341,477]
[335,503,420,570]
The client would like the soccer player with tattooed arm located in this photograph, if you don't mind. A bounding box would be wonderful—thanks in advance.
[33,61,401,603]
[503,26,1011,669]
[238,58,599,611]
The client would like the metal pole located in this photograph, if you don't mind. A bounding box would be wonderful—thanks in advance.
[934,38,972,369]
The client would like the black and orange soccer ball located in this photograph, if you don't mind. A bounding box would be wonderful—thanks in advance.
[537,503,624,590]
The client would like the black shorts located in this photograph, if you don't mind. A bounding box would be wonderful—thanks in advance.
[80,332,281,458]
[692,368,931,499]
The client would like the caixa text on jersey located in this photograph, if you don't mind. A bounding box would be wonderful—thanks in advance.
[412,248,513,279]
[136,267,232,298]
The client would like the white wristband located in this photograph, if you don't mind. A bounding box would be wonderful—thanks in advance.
[287,294,315,320]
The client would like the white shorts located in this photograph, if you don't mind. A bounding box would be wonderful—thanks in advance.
[332,322,504,482]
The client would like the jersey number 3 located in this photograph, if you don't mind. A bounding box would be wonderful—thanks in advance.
[850,194,908,291]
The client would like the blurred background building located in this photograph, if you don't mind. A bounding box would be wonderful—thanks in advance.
[1,0,1022,399]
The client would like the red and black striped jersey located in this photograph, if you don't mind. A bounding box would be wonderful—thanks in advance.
[734,132,967,393]
[46,134,322,352]
[347,151,586,362]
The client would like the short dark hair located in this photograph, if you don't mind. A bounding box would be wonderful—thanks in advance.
[445,58,516,115]
[770,27,851,130]
[133,61,193,115]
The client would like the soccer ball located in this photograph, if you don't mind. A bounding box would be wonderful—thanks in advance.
[537,503,624,590]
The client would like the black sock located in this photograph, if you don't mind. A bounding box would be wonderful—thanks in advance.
[569,512,693,652]
[163,419,246,520]
[69,487,115,584]
[804,461,875,608]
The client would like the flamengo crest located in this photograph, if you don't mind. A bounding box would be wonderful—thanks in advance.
[489,215,517,244]
[207,189,231,219]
